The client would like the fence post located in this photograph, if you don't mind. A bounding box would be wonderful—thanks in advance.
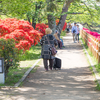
[98,41,100,63]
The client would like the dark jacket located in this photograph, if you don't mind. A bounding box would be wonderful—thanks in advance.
[40,34,58,59]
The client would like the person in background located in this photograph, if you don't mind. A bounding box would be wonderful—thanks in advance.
[60,38,65,48]
[76,24,80,43]
[40,28,58,71]
[68,23,72,32]
[66,23,72,33]
[66,23,70,33]
[54,30,63,49]
[71,22,77,43]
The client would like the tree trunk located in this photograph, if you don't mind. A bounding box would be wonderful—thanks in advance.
[46,0,57,34]
[56,1,72,37]
[27,15,31,24]
[32,17,36,29]
[47,14,56,35]
[47,0,74,36]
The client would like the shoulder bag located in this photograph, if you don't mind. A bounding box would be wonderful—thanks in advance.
[46,35,57,56]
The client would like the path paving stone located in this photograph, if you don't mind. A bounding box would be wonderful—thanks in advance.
[0,33,100,100]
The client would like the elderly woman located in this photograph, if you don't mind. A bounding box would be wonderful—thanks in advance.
[40,28,58,71]
[54,30,62,49]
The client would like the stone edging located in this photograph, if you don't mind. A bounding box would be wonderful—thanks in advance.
[80,40,100,85]
[0,59,41,88]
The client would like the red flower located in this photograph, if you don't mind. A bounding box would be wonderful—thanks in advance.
[35,23,48,36]
[0,18,43,51]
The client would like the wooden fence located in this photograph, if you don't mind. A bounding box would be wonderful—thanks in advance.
[80,30,100,63]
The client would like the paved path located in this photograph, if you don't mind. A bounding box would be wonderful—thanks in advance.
[0,33,100,100]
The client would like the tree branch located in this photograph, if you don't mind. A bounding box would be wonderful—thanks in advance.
[82,2,92,18]
[62,12,84,15]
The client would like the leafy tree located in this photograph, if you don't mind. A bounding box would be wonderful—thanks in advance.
[68,0,100,32]
[46,0,100,36]
[0,0,46,28]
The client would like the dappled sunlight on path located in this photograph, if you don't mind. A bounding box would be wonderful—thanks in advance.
[0,33,100,100]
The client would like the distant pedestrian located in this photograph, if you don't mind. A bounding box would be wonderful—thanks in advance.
[71,23,77,43]
[76,24,80,43]
[40,28,58,71]
[69,23,72,29]
[67,23,72,33]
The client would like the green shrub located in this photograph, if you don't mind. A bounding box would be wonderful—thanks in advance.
[0,38,22,77]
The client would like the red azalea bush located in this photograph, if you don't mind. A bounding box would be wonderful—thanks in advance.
[83,28,100,40]
[35,23,48,36]
[0,18,42,51]
[62,22,67,31]
[83,28,100,50]
[15,40,31,51]
[0,18,43,75]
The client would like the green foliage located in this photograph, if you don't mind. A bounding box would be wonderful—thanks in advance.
[1,0,30,18]
[47,2,57,12]
[61,30,66,36]
[96,83,100,91]
[0,0,47,23]
[0,38,21,75]
[66,0,100,32]
[56,0,63,2]
[96,0,100,1]
[95,63,100,74]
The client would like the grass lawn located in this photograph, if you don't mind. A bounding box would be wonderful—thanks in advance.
[0,44,41,86]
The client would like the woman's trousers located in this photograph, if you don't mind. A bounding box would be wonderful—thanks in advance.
[43,59,54,70]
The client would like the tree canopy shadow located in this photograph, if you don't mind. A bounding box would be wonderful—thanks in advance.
[0,66,99,100]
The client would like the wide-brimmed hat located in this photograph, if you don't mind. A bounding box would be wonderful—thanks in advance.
[45,28,52,34]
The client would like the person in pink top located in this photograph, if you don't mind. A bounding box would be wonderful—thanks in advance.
[76,24,80,43]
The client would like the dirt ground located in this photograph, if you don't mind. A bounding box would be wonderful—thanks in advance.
[0,33,100,100]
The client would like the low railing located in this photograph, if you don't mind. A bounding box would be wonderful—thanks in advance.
[80,29,100,63]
